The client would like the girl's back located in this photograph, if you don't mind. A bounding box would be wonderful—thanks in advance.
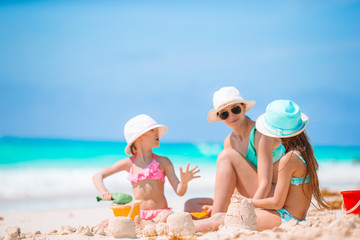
[281,151,313,220]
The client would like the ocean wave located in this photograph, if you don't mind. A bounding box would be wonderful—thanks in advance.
[0,166,215,201]
[193,142,223,157]
[1,162,359,200]
[0,162,359,212]
[0,168,131,200]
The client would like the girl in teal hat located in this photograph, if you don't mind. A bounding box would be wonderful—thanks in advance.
[232,99,330,230]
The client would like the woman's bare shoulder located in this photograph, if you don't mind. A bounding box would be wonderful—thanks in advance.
[256,130,281,149]
[224,132,236,149]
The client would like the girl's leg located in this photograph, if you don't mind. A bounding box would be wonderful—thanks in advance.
[255,208,281,231]
[134,210,174,229]
[212,149,258,215]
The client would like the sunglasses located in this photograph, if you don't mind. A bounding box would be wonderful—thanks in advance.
[217,106,242,120]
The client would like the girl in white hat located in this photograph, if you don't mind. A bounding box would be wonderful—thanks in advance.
[93,114,200,226]
[185,86,284,217]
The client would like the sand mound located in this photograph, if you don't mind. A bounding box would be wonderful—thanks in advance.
[107,217,136,238]
[167,212,196,236]
[5,226,20,240]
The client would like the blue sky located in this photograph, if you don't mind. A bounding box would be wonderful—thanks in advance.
[1,0,359,145]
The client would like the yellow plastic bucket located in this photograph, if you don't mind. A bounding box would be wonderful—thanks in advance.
[110,200,141,221]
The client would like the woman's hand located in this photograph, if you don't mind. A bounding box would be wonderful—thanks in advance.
[179,163,200,184]
[101,191,112,201]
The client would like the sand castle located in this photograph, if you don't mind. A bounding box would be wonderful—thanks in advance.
[167,212,196,236]
[108,216,136,238]
[222,198,257,231]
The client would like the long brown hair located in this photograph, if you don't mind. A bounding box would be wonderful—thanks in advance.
[281,131,330,209]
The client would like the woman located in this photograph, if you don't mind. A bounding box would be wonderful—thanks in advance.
[185,86,284,216]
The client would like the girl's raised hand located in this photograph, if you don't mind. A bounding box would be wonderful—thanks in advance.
[179,163,200,184]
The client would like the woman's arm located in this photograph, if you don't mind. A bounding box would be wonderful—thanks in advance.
[253,134,275,199]
[164,159,200,196]
[92,158,130,200]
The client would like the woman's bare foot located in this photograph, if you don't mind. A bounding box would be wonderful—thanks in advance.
[194,212,226,233]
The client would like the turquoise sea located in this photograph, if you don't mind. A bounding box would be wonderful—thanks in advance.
[1,137,360,212]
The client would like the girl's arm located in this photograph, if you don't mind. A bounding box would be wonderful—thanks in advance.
[253,134,276,199]
[164,159,200,196]
[92,158,130,200]
[244,154,294,209]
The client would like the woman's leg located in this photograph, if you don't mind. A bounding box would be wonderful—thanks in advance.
[193,212,226,233]
[255,208,281,231]
[212,149,258,215]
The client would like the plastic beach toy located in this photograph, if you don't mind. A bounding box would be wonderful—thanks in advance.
[340,190,360,215]
[110,200,141,221]
[190,210,210,219]
[96,192,133,205]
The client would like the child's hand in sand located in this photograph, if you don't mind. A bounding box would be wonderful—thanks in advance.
[202,204,213,215]
[231,193,245,202]
[179,163,200,184]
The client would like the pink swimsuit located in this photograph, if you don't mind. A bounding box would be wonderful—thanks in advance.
[127,153,165,183]
[127,153,170,220]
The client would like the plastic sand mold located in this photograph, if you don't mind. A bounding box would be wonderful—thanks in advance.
[190,210,210,219]
[110,200,141,221]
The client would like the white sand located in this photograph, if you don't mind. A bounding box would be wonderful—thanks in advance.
[0,206,113,237]
[1,193,360,239]
[2,205,360,240]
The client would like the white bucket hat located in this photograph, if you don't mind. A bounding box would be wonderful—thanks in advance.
[124,114,168,155]
[207,86,256,122]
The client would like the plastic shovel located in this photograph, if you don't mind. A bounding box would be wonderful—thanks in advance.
[96,192,133,205]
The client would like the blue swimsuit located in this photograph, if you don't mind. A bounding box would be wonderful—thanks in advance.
[277,151,309,224]
[245,127,284,168]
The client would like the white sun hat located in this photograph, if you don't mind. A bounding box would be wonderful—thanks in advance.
[207,86,256,122]
[256,99,308,138]
[124,114,168,155]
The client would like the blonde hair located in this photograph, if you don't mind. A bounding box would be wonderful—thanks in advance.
[281,131,330,210]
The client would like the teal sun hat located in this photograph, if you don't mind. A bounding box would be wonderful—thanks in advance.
[256,100,308,138]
